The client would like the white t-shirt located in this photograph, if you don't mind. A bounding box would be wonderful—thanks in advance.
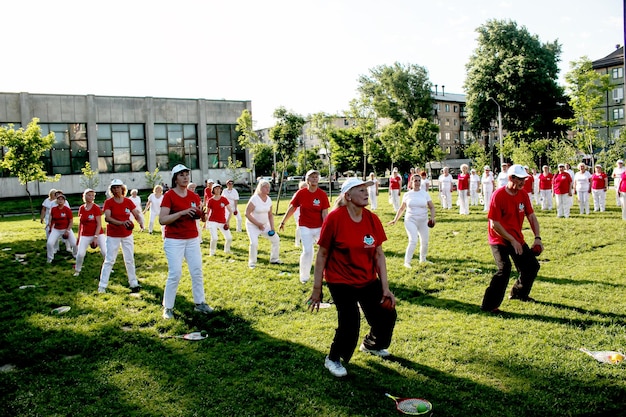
[247,194,273,227]
[469,174,480,190]
[481,172,494,188]
[573,171,592,192]
[402,189,432,220]
[613,165,625,185]
[420,178,430,191]
[497,171,508,188]
[223,188,240,210]
[147,193,163,212]
[130,195,142,211]
[438,174,452,191]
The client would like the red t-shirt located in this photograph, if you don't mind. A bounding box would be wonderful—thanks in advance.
[523,175,534,194]
[488,187,534,246]
[104,197,136,238]
[79,204,104,236]
[318,206,387,288]
[207,196,229,223]
[162,189,202,239]
[620,172,626,193]
[389,175,402,190]
[553,172,572,195]
[290,187,330,228]
[591,172,608,190]
[539,173,553,190]
[457,173,470,190]
[50,205,73,230]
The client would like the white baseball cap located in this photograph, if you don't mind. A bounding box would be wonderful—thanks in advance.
[171,164,190,178]
[305,169,320,179]
[110,179,124,186]
[507,164,529,178]
[618,160,624,164]
[340,178,374,194]
[484,166,491,171]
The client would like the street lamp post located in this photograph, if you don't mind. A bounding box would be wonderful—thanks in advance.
[487,97,504,167]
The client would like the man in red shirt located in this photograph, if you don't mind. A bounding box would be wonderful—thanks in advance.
[553,164,573,218]
[538,165,553,210]
[481,164,543,313]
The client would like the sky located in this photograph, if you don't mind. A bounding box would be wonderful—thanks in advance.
[1,0,623,129]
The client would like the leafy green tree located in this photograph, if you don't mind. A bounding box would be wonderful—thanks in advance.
[79,162,100,191]
[252,144,274,177]
[597,130,626,173]
[269,107,305,209]
[463,140,490,172]
[346,98,378,178]
[225,156,249,183]
[358,62,434,128]
[145,168,163,190]
[408,118,441,168]
[379,122,411,169]
[0,118,59,219]
[236,109,260,180]
[295,147,324,176]
[328,128,365,174]
[464,19,569,137]
[555,57,611,167]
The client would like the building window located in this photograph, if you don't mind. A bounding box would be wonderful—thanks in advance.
[39,123,88,175]
[612,67,624,79]
[445,104,450,112]
[613,108,624,120]
[97,124,146,173]
[453,105,458,113]
[445,132,451,141]
[206,124,246,169]
[454,119,458,126]
[612,87,624,102]
[154,124,197,170]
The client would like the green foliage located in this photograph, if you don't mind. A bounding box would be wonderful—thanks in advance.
[295,147,324,176]
[79,162,100,191]
[464,140,491,170]
[598,129,626,173]
[269,107,306,165]
[408,118,441,167]
[225,156,248,183]
[464,19,569,136]
[236,109,260,178]
[328,128,365,174]
[379,122,411,168]
[252,144,274,177]
[358,62,434,128]
[144,168,163,190]
[1,195,626,416]
[547,140,579,168]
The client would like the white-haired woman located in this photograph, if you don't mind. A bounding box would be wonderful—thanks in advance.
[481,166,495,211]
[457,164,470,215]
[388,175,436,267]
[438,167,453,209]
[388,168,402,212]
[129,188,144,225]
[245,179,281,268]
[367,172,379,210]
[74,189,107,276]
[143,184,164,235]
[97,179,144,293]
[308,178,396,378]
[573,163,592,215]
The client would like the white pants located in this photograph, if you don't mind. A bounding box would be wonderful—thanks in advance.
[440,188,452,209]
[368,188,378,210]
[592,189,606,212]
[616,178,622,206]
[482,185,493,211]
[98,235,139,289]
[47,228,77,262]
[75,234,107,273]
[298,226,321,283]
[621,193,626,220]
[207,221,232,255]
[390,189,401,211]
[576,190,590,214]
[555,194,571,218]
[147,209,160,233]
[540,190,553,210]
[458,191,469,215]
[232,209,243,232]
[404,215,430,264]
[470,188,479,205]
[162,237,206,309]
[294,210,301,247]
[246,221,280,267]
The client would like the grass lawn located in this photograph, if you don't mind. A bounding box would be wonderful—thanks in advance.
[1,190,625,416]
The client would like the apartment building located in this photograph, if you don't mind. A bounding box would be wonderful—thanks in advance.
[592,45,625,144]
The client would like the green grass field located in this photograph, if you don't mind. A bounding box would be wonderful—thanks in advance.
[1,191,625,416]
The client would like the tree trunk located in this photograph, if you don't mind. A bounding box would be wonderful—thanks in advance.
[25,183,35,221]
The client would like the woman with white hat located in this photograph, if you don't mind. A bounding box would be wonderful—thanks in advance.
[245,179,281,268]
[74,189,107,276]
[480,166,495,211]
[388,168,402,212]
[97,179,144,293]
[205,183,233,256]
[160,164,213,319]
[307,177,397,378]
[46,194,78,263]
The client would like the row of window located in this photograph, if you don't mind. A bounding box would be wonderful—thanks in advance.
[1,123,245,176]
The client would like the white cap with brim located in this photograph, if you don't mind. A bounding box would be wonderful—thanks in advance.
[618,160,624,164]
[507,164,529,178]
[483,166,491,171]
[340,178,374,194]
[83,188,95,194]
[305,169,320,179]
[212,183,222,191]
[171,164,190,178]
[110,179,124,186]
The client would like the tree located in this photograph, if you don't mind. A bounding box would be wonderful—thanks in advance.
[329,128,366,174]
[379,122,411,170]
[252,144,274,177]
[464,140,491,171]
[464,19,569,138]
[236,109,260,182]
[555,57,611,167]
[269,107,305,211]
[346,98,379,179]
[0,118,59,219]
[145,168,163,190]
[358,62,434,128]
[407,118,441,168]
[80,162,100,191]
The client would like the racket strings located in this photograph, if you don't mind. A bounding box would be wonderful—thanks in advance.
[397,398,430,415]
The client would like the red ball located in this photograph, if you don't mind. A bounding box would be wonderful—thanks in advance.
[223,224,229,230]
[90,240,98,249]
[380,297,395,311]
[62,231,69,239]
[531,244,542,256]
[427,219,435,228]
[125,221,134,230]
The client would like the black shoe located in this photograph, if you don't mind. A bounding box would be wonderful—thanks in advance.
[130,285,142,293]
[509,294,535,302]
[270,261,282,265]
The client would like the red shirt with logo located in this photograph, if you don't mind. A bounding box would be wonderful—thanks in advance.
[553,172,572,195]
[79,204,104,236]
[539,173,553,190]
[290,187,330,228]
[162,189,202,239]
[104,197,137,238]
[488,187,534,246]
[523,175,534,194]
[50,205,73,230]
[457,173,470,191]
[318,206,387,288]
[207,196,230,223]
[591,172,608,190]
[389,175,402,190]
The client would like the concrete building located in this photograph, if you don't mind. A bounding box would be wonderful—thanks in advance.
[0,92,251,198]
[592,45,625,144]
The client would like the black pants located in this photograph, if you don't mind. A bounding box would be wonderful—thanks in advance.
[327,279,397,363]
[481,244,540,311]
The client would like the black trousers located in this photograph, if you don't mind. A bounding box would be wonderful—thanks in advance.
[481,243,540,311]
[327,279,397,363]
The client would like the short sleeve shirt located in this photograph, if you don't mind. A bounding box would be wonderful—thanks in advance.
[290,187,330,228]
[50,205,73,230]
[207,196,230,223]
[104,197,137,238]
[161,189,202,239]
[488,187,534,246]
[79,204,104,236]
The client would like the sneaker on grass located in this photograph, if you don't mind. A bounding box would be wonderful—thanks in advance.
[359,343,390,357]
[194,302,214,314]
[162,308,174,320]
[324,356,347,377]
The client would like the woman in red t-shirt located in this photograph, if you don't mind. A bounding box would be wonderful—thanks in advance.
[206,183,233,256]
[388,168,402,212]
[97,179,144,293]
[457,164,471,215]
[159,164,212,320]
[307,178,397,378]
[591,164,608,212]
[74,189,106,276]
[46,194,77,263]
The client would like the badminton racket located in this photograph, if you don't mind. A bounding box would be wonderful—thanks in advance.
[161,331,208,341]
[579,348,624,364]
[385,393,432,415]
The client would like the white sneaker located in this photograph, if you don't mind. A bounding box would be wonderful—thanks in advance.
[324,356,347,377]
[97,286,106,294]
[359,343,390,357]
[162,308,174,319]
[194,302,214,314]
[300,278,309,284]
[73,271,80,277]
[403,263,412,269]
